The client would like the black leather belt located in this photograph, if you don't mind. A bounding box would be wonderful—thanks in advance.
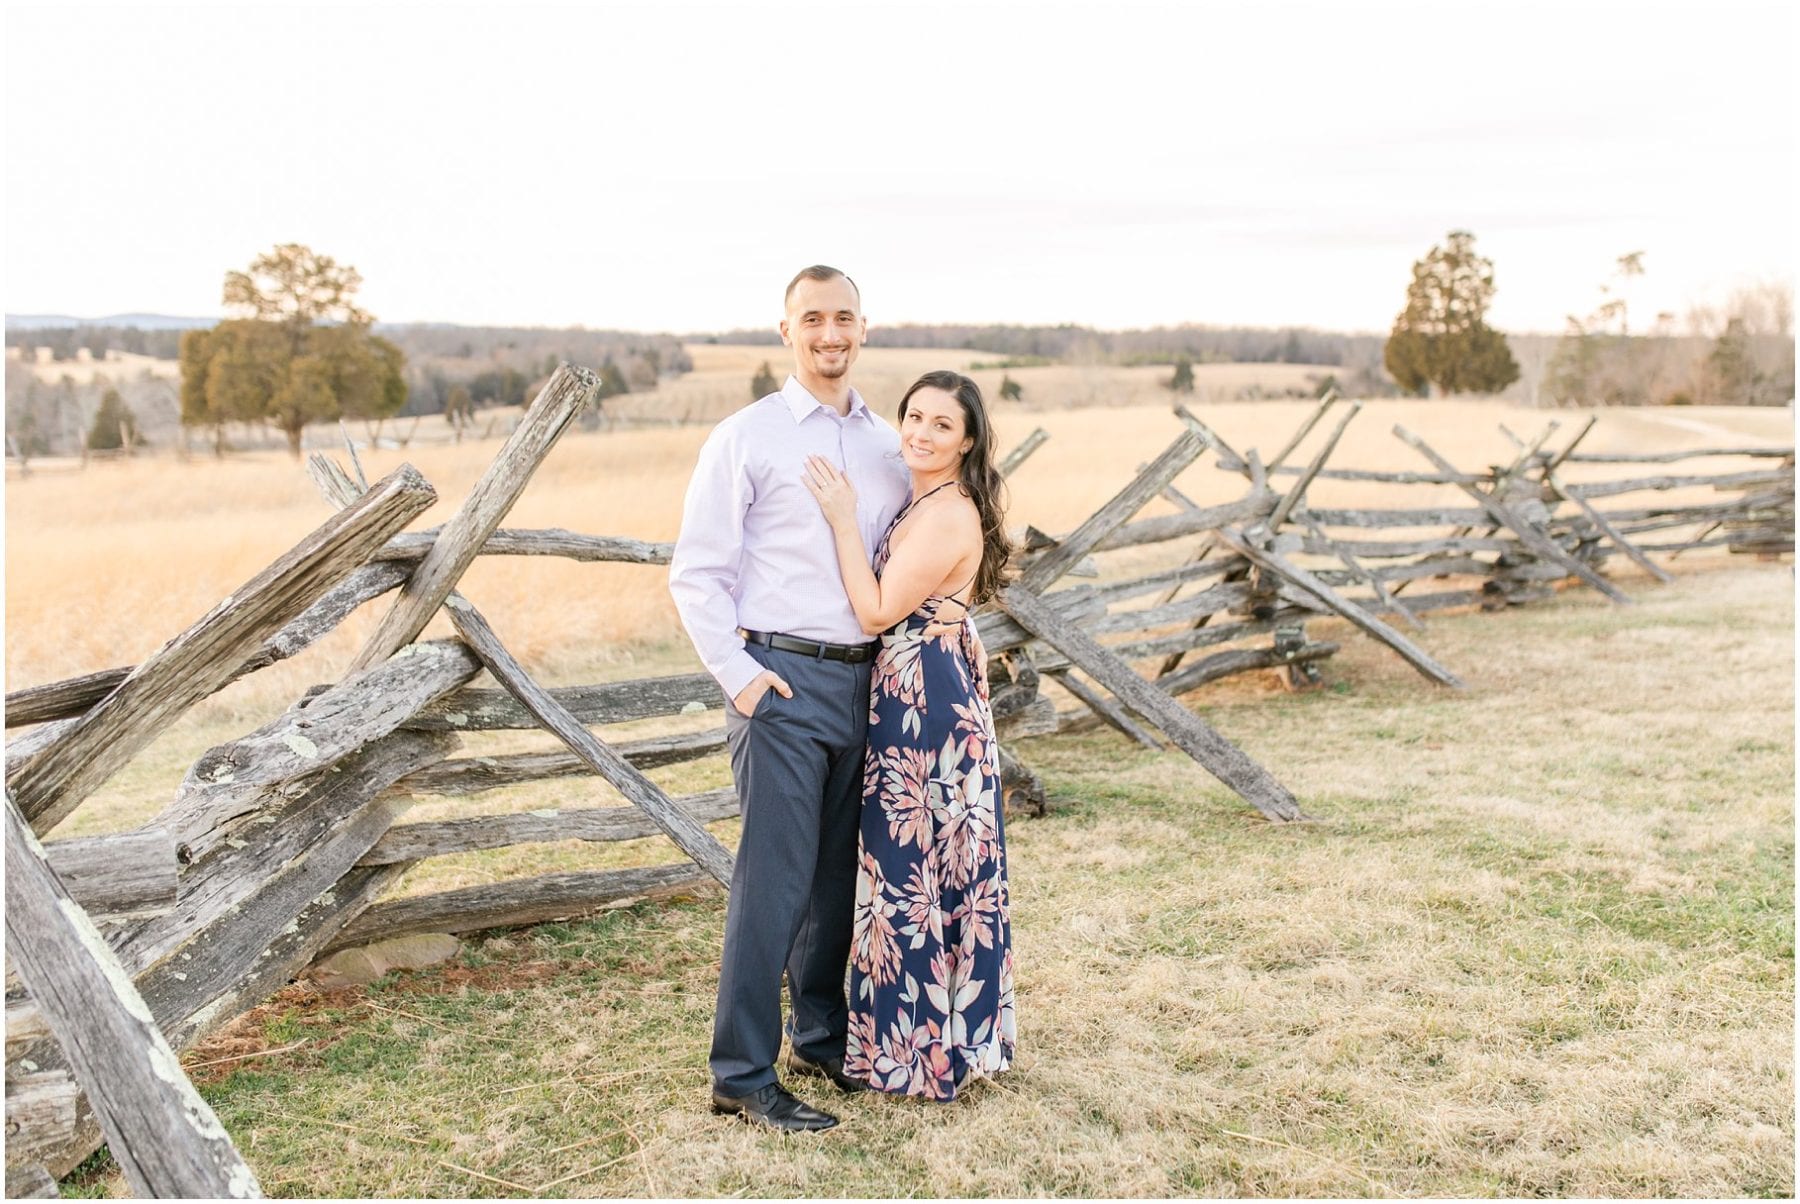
[740,629,878,664]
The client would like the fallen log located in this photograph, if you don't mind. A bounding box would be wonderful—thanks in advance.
[3,850,413,1181]
[997,745,1048,815]
[1161,639,1339,698]
[997,695,1060,740]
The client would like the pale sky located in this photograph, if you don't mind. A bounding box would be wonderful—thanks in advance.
[4,0,1794,335]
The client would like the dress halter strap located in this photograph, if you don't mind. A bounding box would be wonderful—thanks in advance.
[930,569,981,624]
[895,479,960,521]
[881,479,962,545]
[886,481,980,625]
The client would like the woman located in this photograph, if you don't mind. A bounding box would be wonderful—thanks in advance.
[801,369,1016,1101]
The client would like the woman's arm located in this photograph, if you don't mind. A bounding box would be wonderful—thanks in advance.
[803,457,975,636]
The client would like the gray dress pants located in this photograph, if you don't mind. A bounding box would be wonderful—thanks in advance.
[709,642,870,1096]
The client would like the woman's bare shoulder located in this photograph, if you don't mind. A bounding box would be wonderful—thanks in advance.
[892,491,981,553]
[917,492,981,536]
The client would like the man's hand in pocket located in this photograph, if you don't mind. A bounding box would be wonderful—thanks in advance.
[733,669,793,717]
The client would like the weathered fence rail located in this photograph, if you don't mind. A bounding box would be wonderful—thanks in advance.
[3,378,1791,1193]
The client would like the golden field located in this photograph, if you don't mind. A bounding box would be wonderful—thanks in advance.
[606,343,1340,424]
[5,349,1788,710]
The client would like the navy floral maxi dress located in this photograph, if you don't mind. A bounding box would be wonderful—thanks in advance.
[843,495,1017,1100]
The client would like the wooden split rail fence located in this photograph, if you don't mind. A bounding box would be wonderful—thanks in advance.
[4,370,1791,1194]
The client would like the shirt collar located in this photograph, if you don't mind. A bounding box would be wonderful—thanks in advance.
[781,375,870,424]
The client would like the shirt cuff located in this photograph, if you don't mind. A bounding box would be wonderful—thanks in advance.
[717,650,765,702]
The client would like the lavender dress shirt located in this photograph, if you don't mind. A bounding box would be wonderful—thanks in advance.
[669,375,912,701]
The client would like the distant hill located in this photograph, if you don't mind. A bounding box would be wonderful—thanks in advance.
[5,313,216,331]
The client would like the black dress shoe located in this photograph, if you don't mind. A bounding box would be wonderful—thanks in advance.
[786,1050,871,1093]
[710,1082,839,1132]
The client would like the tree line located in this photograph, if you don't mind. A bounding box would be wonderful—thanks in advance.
[8,238,1787,465]
[6,326,186,361]
[697,321,1374,367]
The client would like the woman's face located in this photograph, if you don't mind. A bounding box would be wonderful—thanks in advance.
[900,387,973,476]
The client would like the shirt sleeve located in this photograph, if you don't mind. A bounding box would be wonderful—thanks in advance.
[668,423,765,700]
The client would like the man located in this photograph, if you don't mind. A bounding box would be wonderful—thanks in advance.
[669,265,910,1131]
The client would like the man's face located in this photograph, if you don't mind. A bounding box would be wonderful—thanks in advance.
[780,275,865,383]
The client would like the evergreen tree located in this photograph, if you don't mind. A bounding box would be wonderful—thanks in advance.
[178,326,226,456]
[597,357,630,400]
[1706,317,1757,405]
[1384,230,1520,396]
[999,374,1023,401]
[750,360,779,400]
[1166,355,1195,393]
[86,387,140,451]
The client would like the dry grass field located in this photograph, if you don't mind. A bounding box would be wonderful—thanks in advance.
[50,562,1796,1199]
[605,344,1338,425]
[6,374,1787,709]
[9,348,179,387]
[6,384,1792,1197]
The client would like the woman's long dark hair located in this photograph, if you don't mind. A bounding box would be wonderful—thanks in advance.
[898,370,1012,604]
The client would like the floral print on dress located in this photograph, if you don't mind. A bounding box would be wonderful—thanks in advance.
[844,511,1016,1100]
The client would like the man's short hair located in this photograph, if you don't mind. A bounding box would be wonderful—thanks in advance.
[785,265,860,308]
